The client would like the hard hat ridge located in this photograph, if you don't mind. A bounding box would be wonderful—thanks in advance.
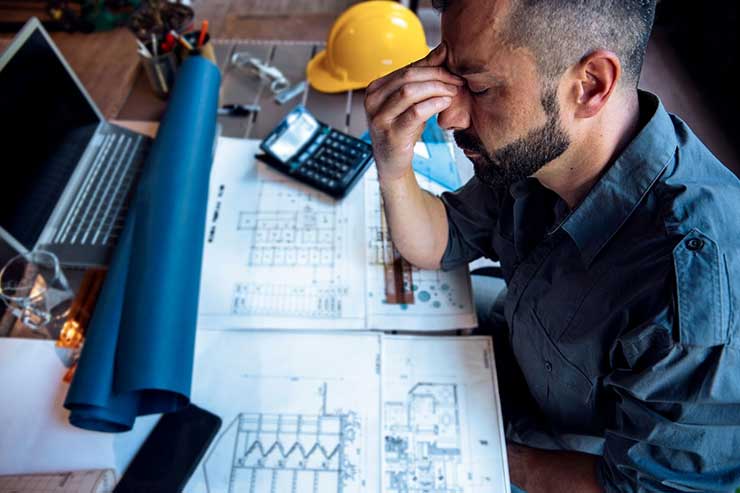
[307,1,430,93]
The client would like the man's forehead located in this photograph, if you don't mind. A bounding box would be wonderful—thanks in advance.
[441,0,512,74]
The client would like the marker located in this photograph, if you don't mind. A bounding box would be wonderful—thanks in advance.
[162,32,175,53]
[197,20,209,47]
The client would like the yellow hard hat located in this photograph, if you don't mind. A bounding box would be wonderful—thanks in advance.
[307,1,430,93]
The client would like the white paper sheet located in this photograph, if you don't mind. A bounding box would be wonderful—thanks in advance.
[184,331,509,493]
[185,331,381,493]
[0,338,157,477]
[197,138,476,331]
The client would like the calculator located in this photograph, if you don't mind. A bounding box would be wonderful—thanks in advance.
[257,105,374,199]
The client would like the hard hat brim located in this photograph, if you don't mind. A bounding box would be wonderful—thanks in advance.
[307,49,369,94]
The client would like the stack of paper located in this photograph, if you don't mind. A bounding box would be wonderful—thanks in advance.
[197,138,476,331]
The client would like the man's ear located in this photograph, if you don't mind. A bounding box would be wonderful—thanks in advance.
[571,50,621,119]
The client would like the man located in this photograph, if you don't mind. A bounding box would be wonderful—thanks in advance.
[364,0,740,492]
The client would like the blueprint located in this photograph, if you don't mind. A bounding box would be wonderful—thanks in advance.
[184,331,509,493]
[381,337,510,493]
[197,138,476,330]
[364,167,476,330]
[198,138,367,330]
[185,331,380,493]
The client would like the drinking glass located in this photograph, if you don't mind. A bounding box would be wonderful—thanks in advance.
[0,250,74,330]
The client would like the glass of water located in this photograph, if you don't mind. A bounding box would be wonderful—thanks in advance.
[0,250,74,330]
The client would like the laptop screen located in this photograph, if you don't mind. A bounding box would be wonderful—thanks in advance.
[0,26,101,251]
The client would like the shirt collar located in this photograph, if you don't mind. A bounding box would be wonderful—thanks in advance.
[556,91,678,267]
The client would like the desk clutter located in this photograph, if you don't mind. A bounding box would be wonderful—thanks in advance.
[0,4,511,492]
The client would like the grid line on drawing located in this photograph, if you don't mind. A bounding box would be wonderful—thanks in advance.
[223,412,357,493]
[237,210,337,267]
[231,283,346,318]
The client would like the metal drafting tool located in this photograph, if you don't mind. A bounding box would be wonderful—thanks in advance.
[230,52,290,94]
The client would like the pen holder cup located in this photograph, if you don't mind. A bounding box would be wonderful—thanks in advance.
[139,50,178,100]
[176,31,216,66]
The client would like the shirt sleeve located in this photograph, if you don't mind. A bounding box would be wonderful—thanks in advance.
[439,176,501,271]
[597,260,740,493]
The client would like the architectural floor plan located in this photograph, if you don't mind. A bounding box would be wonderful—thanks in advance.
[184,331,509,493]
[197,138,476,331]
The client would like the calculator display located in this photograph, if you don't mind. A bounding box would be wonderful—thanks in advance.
[259,105,374,199]
[267,110,319,161]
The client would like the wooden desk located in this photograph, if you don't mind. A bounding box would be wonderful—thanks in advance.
[0,11,342,122]
[0,34,368,334]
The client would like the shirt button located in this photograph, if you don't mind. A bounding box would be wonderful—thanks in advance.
[686,238,704,251]
[544,360,553,372]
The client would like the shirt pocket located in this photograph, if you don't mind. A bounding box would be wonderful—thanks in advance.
[531,309,597,433]
[673,228,731,346]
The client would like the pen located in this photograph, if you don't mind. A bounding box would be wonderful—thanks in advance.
[170,29,193,51]
[198,20,209,47]
[136,38,151,58]
[217,104,261,117]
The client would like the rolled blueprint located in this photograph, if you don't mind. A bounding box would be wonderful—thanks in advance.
[64,56,221,432]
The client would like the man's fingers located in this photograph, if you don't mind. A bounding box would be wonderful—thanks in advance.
[394,96,453,130]
[366,44,459,94]
[365,67,463,115]
[374,80,459,123]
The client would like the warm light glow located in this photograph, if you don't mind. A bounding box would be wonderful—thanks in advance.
[57,319,83,348]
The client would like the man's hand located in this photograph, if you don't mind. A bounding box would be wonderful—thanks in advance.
[508,442,603,493]
[364,43,464,183]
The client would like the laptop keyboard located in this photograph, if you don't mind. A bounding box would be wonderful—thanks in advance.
[54,131,147,247]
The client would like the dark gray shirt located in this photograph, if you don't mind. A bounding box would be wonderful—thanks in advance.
[440,91,740,492]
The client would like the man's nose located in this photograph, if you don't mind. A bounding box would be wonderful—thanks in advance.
[437,89,471,131]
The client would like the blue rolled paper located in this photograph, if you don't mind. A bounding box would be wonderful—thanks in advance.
[64,56,221,432]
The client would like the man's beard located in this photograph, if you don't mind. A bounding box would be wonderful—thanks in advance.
[454,88,570,190]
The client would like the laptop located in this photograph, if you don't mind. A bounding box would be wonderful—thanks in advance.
[0,17,152,267]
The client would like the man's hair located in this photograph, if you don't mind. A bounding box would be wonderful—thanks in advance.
[432,0,657,87]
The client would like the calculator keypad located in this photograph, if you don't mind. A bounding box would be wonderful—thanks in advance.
[293,130,371,194]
